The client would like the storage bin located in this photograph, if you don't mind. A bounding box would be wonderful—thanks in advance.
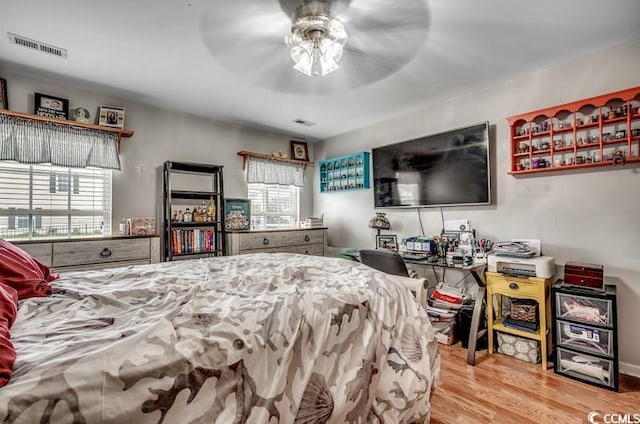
[556,347,614,389]
[432,321,457,345]
[555,291,612,327]
[496,332,540,364]
[556,321,613,357]
[510,298,538,322]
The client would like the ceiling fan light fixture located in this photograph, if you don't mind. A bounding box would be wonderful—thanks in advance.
[287,1,348,77]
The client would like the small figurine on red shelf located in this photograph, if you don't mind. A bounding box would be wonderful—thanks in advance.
[612,149,625,166]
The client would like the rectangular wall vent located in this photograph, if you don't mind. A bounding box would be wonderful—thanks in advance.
[293,118,316,127]
[8,32,68,58]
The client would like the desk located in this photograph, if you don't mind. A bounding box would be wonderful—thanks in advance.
[402,257,487,366]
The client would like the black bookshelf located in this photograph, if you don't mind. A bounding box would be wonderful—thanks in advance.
[162,161,226,261]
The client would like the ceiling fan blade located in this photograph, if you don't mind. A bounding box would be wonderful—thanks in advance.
[341,0,429,32]
[334,0,430,88]
[337,48,404,87]
[198,0,431,93]
[200,1,291,79]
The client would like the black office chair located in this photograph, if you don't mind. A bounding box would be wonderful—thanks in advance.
[359,249,427,307]
[359,249,410,277]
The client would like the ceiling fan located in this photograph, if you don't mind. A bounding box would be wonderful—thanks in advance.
[201,0,430,93]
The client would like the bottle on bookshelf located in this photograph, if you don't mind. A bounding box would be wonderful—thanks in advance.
[208,196,216,222]
[183,208,192,222]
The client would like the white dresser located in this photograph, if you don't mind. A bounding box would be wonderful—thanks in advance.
[13,236,161,272]
[227,228,326,256]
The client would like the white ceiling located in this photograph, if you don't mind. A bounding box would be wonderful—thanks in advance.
[1,0,639,141]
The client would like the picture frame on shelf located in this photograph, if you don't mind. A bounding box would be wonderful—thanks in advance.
[72,107,91,123]
[0,78,7,110]
[224,198,251,231]
[98,105,125,128]
[34,92,69,119]
[376,234,398,251]
[290,140,309,161]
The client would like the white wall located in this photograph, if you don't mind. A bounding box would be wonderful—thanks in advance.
[314,40,640,372]
[0,65,314,233]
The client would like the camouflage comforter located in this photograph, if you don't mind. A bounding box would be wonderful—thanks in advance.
[0,253,440,423]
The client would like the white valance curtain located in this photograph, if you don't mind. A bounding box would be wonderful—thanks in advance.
[246,157,304,187]
[0,115,121,170]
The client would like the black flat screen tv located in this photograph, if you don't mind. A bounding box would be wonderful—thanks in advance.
[372,122,491,208]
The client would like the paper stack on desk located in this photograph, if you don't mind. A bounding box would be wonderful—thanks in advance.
[492,241,537,257]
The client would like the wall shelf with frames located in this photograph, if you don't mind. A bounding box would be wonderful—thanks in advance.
[0,109,134,152]
[319,151,370,192]
[507,86,640,175]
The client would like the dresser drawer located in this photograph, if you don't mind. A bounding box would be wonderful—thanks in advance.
[241,243,324,256]
[288,244,324,256]
[489,274,545,298]
[286,230,324,246]
[239,232,289,250]
[14,243,52,266]
[52,238,150,268]
[555,291,613,327]
[238,229,324,250]
[556,347,615,389]
[564,262,604,279]
[556,320,614,357]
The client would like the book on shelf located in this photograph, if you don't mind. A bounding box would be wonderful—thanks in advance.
[171,229,215,255]
[502,317,538,332]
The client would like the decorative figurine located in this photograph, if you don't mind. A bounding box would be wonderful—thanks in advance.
[613,150,625,166]
[73,107,90,123]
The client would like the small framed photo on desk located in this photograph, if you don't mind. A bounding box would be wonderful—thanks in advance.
[376,234,397,251]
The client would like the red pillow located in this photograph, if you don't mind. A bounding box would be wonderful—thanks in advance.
[0,239,57,299]
[0,283,18,387]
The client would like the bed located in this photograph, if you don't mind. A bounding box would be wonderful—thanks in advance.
[0,253,440,423]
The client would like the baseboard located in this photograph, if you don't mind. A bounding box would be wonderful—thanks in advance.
[620,362,640,378]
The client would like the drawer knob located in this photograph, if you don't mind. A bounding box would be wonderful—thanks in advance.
[509,282,519,290]
[99,247,112,258]
[305,250,310,255]
[263,238,269,245]
[304,235,310,242]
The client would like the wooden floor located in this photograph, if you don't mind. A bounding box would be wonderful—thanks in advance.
[431,344,640,424]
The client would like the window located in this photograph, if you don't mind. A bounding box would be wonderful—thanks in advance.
[0,162,111,239]
[248,183,299,230]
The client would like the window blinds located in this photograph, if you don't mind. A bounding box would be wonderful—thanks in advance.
[248,183,299,230]
[0,162,111,239]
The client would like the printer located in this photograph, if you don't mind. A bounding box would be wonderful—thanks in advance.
[488,254,555,279]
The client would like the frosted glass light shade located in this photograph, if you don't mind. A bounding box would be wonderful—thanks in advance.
[288,12,347,77]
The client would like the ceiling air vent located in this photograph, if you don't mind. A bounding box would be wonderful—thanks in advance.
[293,118,316,127]
[7,32,68,58]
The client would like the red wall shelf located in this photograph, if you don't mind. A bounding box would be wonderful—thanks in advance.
[507,86,640,175]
